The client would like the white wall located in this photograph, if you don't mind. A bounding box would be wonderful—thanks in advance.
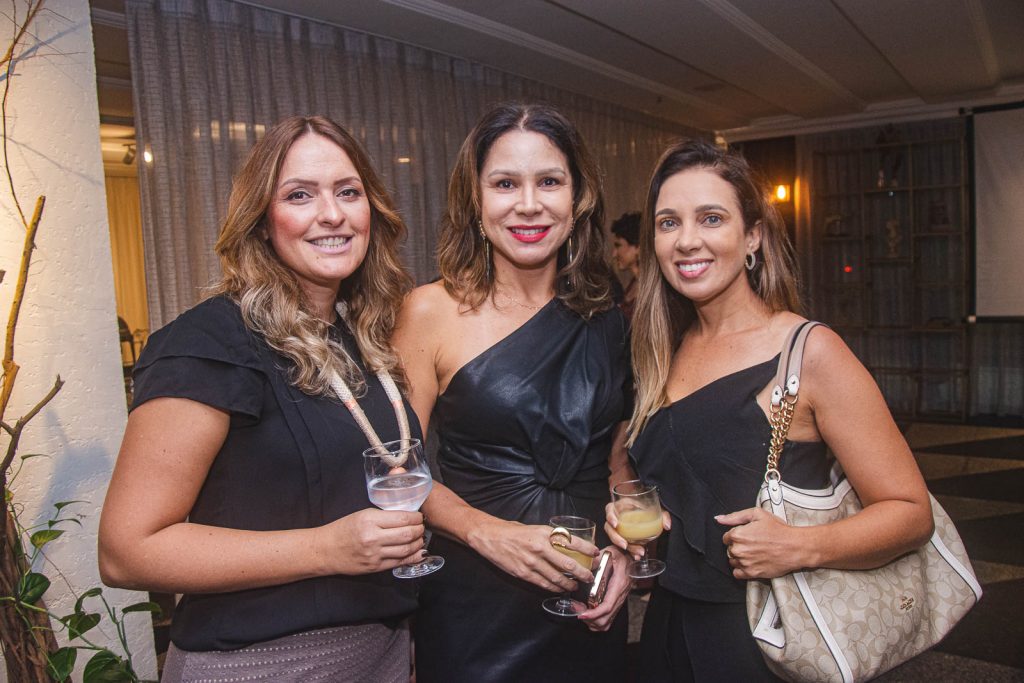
[0,0,156,680]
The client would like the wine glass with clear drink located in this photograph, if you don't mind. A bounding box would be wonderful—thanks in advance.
[611,480,665,579]
[363,438,444,579]
[541,515,596,617]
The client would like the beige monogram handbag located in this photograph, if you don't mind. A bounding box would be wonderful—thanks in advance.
[746,322,983,683]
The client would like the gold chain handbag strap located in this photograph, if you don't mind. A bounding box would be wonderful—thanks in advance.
[765,321,823,483]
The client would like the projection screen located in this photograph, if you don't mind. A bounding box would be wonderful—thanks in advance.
[973,103,1024,320]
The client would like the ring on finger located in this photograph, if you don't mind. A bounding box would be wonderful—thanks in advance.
[549,526,572,549]
[726,546,735,559]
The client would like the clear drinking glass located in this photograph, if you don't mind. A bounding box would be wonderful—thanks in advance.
[611,480,666,579]
[363,438,444,579]
[541,515,596,617]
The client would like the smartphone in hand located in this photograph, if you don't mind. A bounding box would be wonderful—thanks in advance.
[587,550,613,608]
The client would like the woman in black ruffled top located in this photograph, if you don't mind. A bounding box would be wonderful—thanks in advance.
[606,139,934,681]
[394,103,633,682]
[99,116,424,681]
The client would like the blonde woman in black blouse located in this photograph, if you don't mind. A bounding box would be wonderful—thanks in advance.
[100,116,424,682]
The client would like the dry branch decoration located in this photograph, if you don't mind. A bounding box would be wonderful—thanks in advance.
[1,2,157,681]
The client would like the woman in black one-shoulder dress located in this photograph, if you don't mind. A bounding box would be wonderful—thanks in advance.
[394,103,633,682]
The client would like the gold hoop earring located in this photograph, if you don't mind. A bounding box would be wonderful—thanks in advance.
[566,232,575,265]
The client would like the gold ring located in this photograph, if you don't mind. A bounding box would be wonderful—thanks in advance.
[726,547,734,559]
[549,526,572,548]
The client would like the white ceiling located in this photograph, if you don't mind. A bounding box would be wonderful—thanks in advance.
[94,0,1024,140]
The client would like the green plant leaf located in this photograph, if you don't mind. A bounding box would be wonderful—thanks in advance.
[4,487,11,503]
[53,500,87,511]
[122,601,161,616]
[74,587,102,614]
[54,517,84,529]
[47,646,77,682]
[30,528,64,549]
[83,650,134,683]
[65,611,101,639]
[48,517,84,529]
[17,571,50,605]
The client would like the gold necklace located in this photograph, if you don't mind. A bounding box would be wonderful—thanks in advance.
[495,288,552,311]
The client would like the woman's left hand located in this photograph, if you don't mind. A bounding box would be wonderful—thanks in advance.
[717,507,806,580]
[577,546,632,632]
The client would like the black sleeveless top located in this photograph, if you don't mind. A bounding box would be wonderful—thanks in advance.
[131,296,419,650]
[631,355,829,603]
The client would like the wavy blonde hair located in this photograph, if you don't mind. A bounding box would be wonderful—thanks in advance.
[628,138,801,444]
[437,102,614,317]
[211,115,413,396]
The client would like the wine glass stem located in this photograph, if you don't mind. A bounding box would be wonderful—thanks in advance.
[558,572,572,607]
[639,542,651,571]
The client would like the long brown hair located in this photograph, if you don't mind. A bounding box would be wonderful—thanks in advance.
[211,115,413,396]
[628,138,801,442]
[437,102,614,317]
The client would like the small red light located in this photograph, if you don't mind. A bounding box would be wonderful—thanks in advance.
[843,265,853,273]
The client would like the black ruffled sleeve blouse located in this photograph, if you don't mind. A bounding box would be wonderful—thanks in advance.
[131,296,419,651]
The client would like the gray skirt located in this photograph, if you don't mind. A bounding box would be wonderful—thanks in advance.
[161,621,409,683]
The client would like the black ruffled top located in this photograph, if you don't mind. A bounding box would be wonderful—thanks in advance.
[630,355,829,603]
[131,296,419,651]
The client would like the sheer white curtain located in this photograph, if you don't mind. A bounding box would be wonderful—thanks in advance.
[971,325,1024,417]
[125,0,697,329]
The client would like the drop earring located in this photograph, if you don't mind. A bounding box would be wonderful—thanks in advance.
[479,219,492,282]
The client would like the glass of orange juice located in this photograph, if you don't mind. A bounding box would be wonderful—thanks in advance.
[541,515,596,617]
[612,480,665,579]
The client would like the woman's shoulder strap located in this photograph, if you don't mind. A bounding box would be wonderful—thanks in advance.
[770,321,827,406]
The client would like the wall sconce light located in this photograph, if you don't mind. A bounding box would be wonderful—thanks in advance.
[143,147,153,164]
[122,144,136,165]
[772,184,791,203]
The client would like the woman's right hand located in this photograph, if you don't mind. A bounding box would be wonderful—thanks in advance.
[468,519,597,593]
[605,502,671,560]
[315,508,425,576]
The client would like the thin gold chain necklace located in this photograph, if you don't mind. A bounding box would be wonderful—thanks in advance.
[495,288,552,311]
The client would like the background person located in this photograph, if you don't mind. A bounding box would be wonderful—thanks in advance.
[610,210,641,320]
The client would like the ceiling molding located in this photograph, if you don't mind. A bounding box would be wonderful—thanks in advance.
[696,0,864,110]
[380,0,736,120]
[719,83,1024,141]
